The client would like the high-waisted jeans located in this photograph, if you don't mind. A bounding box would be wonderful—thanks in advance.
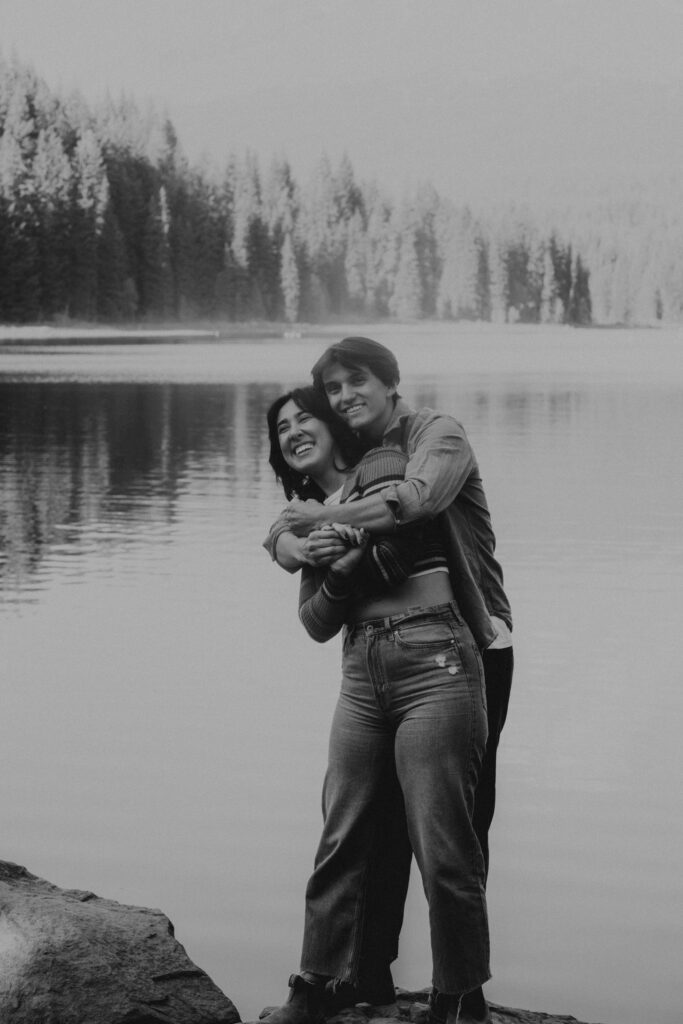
[300,602,490,995]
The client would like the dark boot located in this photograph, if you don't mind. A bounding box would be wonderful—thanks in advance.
[324,964,397,1014]
[357,963,397,1007]
[260,974,327,1024]
[427,988,449,1024]
[457,987,490,1024]
[428,987,490,1024]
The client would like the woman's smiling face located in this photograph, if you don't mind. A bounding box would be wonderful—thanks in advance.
[276,399,339,479]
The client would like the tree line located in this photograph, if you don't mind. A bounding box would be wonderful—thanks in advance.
[1,54,681,327]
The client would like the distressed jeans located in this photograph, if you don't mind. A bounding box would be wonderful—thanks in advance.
[300,602,490,995]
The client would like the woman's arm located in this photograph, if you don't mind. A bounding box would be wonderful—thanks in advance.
[264,518,348,571]
[297,544,366,643]
[287,449,423,638]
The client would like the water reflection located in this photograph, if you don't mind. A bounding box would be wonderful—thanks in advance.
[0,382,289,600]
[0,378,592,601]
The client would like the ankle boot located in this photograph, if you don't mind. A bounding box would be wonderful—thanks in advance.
[261,974,327,1024]
[457,987,490,1024]
[325,964,397,1014]
[428,988,450,1024]
[429,988,490,1024]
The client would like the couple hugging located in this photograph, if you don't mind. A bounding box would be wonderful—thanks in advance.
[263,337,513,1024]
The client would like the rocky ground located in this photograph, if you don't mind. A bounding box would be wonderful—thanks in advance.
[256,988,604,1024]
[0,860,603,1024]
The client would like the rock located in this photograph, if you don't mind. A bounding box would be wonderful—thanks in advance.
[392,990,605,1024]
[0,860,241,1024]
[257,988,604,1024]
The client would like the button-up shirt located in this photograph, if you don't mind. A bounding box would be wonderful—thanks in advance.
[379,399,511,648]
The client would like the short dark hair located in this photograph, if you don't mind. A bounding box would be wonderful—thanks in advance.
[266,385,366,500]
[311,336,401,393]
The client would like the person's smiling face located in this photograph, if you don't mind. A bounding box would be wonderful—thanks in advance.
[276,398,339,479]
[321,362,396,441]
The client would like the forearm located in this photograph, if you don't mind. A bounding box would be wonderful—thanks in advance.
[272,531,308,571]
[309,492,396,533]
[384,419,476,523]
[299,569,354,643]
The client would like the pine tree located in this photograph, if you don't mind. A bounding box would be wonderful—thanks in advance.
[437,207,480,319]
[539,241,557,323]
[364,189,396,317]
[141,187,174,318]
[344,209,367,312]
[33,127,74,316]
[413,182,441,318]
[280,230,300,323]
[300,154,343,314]
[486,224,508,324]
[71,129,109,318]
[230,151,261,270]
[390,205,423,319]
[551,236,573,323]
[96,203,130,320]
[568,253,592,325]
[0,81,41,320]
[263,157,298,235]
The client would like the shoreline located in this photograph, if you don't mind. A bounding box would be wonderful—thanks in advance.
[0,318,388,343]
[0,319,675,345]
[0,322,280,344]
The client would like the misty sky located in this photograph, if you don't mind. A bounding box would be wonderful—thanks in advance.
[2,0,682,198]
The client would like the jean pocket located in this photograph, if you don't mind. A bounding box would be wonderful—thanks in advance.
[393,618,456,650]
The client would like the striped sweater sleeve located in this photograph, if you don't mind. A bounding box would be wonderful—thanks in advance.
[298,566,355,643]
[348,448,423,592]
[297,448,423,641]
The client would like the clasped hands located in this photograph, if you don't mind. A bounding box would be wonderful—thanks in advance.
[281,499,367,572]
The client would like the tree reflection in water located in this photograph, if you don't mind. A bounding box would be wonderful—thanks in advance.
[0,381,284,597]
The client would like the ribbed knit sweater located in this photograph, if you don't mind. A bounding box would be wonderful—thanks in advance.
[297,447,445,643]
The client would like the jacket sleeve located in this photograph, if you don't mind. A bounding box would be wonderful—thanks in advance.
[381,414,476,523]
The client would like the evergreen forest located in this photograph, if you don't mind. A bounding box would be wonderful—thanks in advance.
[1,54,682,328]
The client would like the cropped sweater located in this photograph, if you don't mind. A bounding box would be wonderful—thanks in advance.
[296,447,446,643]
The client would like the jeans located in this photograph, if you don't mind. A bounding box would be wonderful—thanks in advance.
[351,642,514,996]
[300,602,490,995]
[474,644,513,877]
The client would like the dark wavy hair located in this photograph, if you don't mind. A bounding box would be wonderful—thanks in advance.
[310,336,401,395]
[267,386,367,501]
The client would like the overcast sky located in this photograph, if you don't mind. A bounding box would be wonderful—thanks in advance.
[2,0,682,198]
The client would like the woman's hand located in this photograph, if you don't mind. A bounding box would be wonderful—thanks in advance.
[300,522,368,568]
[328,523,369,577]
[328,522,366,547]
[301,527,349,567]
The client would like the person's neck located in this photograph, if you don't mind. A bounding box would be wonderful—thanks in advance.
[363,402,396,445]
[312,465,347,497]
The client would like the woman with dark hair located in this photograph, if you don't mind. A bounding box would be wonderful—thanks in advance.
[267,386,366,502]
[262,385,490,1024]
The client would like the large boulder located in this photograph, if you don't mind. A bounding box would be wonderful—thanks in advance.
[0,861,240,1024]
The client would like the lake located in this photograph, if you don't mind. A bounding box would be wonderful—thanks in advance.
[1,323,681,1024]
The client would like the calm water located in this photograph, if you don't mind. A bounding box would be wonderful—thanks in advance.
[1,325,682,1024]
